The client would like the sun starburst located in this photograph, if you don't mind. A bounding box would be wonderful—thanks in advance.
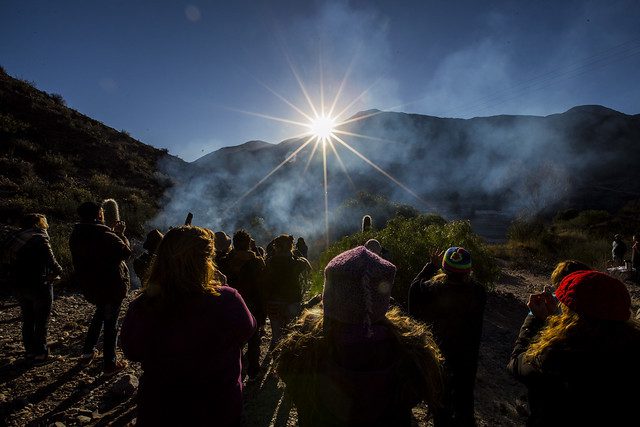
[229,56,427,247]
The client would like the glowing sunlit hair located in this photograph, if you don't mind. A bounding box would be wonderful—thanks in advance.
[550,260,592,288]
[102,198,120,228]
[20,213,48,230]
[524,304,640,364]
[145,226,221,301]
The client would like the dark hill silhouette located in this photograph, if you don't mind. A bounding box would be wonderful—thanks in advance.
[0,68,184,270]
[168,103,640,239]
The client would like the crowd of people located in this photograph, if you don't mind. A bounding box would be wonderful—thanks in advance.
[3,200,640,426]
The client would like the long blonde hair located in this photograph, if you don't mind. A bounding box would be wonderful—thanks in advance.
[274,306,444,413]
[525,304,640,364]
[145,226,221,302]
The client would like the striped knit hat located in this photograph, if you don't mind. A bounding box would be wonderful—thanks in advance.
[323,246,396,326]
[442,246,472,274]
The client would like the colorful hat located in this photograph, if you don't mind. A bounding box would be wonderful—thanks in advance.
[323,246,396,325]
[442,247,472,274]
[555,270,630,321]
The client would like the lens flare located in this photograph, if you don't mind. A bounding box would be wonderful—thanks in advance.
[309,116,336,139]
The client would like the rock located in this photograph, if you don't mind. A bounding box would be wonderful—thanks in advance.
[110,374,138,397]
[49,422,66,427]
[77,415,92,424]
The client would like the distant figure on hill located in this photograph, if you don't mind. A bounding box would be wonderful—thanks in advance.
[121,226,256,426]
[274,246,444,427]
[507,270,640,426]
[295,237,308,259]
[612,234,627,266]
[133,229,163,286]
[7,213,62,364]
[408,247,486,427]
[70,201,130,375]
[362,214,372,232]
[265,234,311,350]
[225,229,266,379]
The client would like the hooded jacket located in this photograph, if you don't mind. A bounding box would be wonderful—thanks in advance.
[10,228,62,288]
[69,222,131,304]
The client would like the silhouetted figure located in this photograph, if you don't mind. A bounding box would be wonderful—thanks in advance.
[507,271,640,426]
[612,234,627,266]
[121,226,256,426]
[295,237,308,259]
[365,238,382,255]
[102,198,120,229]
[225,229,266,379]
[265,234,311,350]
[362,215,372,232]
[70,201,130,375]
[274,246,444,427]
[133,229,163,286]
[213,231,232,275]
[408,247,486,427]
[8,213,62,363]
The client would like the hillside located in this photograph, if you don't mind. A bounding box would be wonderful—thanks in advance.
[0,68,185,271]
[158,104,640,245]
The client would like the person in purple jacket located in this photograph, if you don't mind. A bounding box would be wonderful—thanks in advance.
[120,226,256,427]
[274,246,444,427]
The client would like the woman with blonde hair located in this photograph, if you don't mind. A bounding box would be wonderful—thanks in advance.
[121,226,256,426]
[274,246,443,426]
[9,213,62,363]
[508,270,640,426]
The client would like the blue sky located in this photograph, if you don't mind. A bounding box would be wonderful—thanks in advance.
[2,0,639,161]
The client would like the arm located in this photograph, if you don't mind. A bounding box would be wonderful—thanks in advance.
[225,288,257,345]
[120,298,148,362]
[506,314,545,380]
[35,234,63,277]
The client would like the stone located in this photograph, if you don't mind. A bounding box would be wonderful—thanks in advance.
[110,374,138,397]
[77,415,92,424]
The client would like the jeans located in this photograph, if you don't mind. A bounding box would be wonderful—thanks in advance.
[16,284,53,356]
[83,301,122,369]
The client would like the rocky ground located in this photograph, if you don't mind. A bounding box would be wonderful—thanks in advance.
[1,262,639,427]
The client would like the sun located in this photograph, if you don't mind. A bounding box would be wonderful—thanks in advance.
[309,115,336,140]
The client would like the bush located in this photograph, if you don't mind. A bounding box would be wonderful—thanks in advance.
[310,215,499,307]
[50,93,66,106]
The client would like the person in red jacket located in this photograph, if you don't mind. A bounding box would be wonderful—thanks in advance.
[121,226,256,427]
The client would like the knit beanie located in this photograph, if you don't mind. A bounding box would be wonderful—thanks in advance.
[555,270,631,321]
[323,246,396,325]
[442,247,472,274]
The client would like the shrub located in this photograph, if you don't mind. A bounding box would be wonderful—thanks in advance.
[310,215,499,307]
[50,93,66,106]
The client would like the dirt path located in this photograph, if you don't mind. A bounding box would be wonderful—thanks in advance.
[2,264,637,426]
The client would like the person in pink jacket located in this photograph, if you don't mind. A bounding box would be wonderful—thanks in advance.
[121,226,256,427]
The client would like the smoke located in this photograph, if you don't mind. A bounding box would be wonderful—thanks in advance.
[150,1,640,248]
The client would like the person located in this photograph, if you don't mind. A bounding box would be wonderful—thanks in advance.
[120,226,256,426]
[274,246,444,427]
[132,229,163,286]
[362,215,372,233]
[549,260,592,289]
[8,213,63,363]
[507,270,640,426]
[295,237,308,259]
[632,234,639,282]
[225,229,266,379]
[69,201,130,375]
[612,234,627,266]
[408,247,486,427]
[265,234,311,350]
